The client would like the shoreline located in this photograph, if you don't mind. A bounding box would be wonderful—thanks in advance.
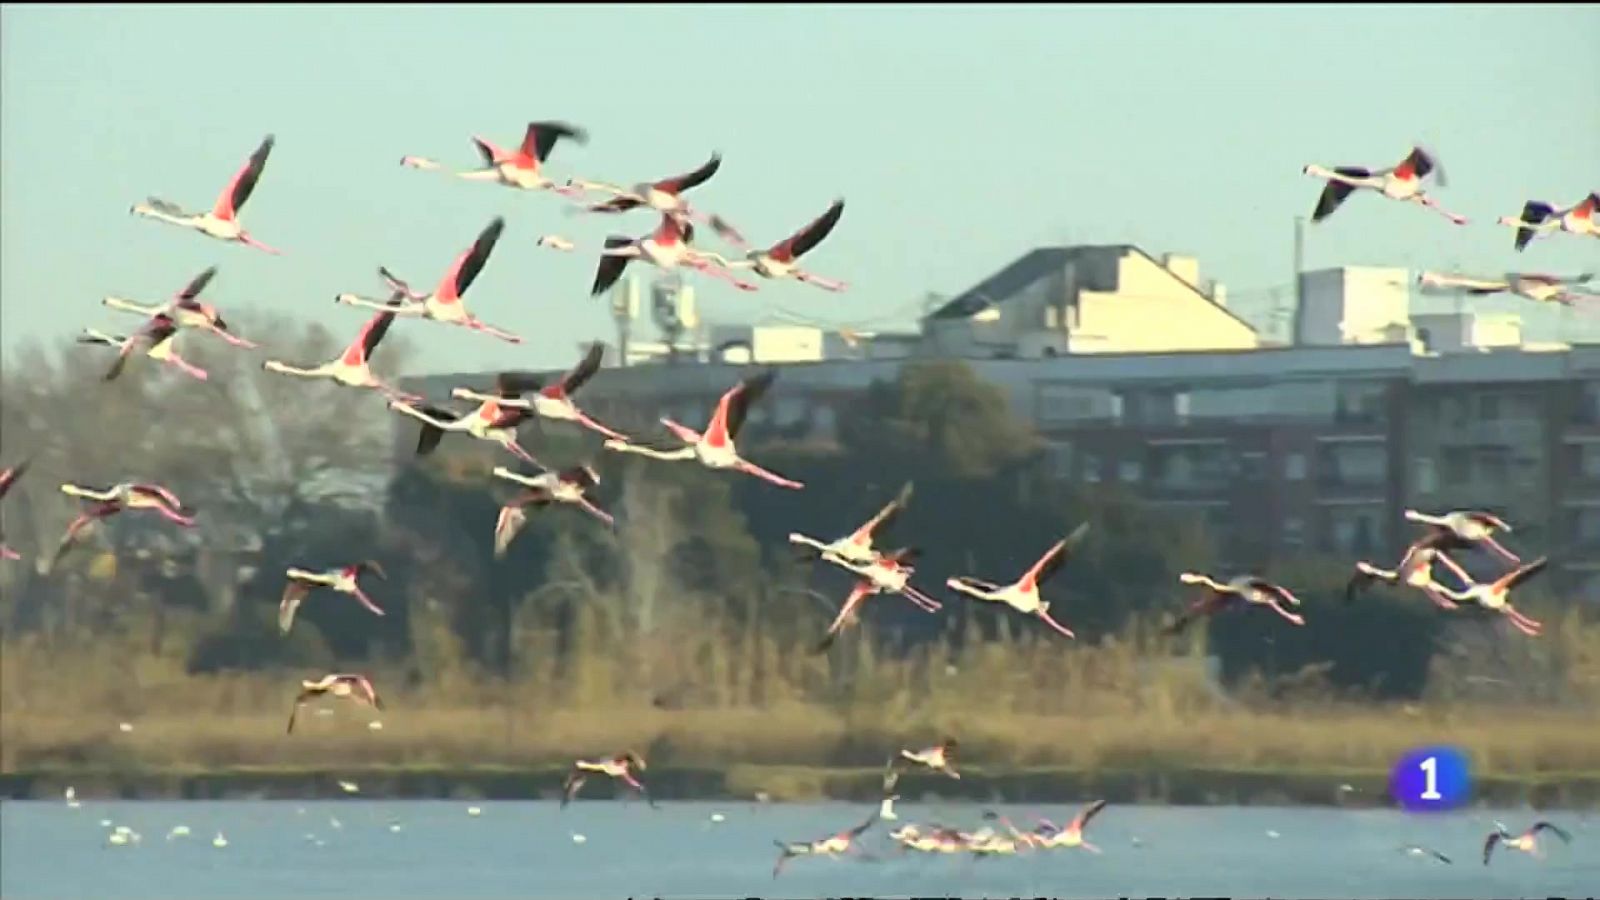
[4,765,1598,809]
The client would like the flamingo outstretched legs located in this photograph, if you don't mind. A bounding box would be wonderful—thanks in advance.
[735,459,804,490]
[576,498,615,528]
[350,587,387,617]
[688,259,759,292]
[1432,551,1473,587]
[1423,586,1462,610]
[1036,608,1077,639]
[497,439,545,470]
[797,271,849,293]
[204,325,258,349]
[150,504,197,527]
[899,586,942,613]
[1480,535,1522,565]
[1267,601,1305,626]
[570,411,629,442]
[162,356,209,382]
[239,235,283,255]
[1414,195,1468,225]
[1504,606,1543,636]
[461,317,525,345]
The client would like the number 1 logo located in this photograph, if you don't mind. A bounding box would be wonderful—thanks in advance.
[1391,746,1470,811]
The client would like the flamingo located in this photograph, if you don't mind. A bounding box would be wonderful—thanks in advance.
[1499,192,1599,251]
[883,737,961,791]
[400,121,588,195]
[286,674,382,734]
[815,548,942,653]
[536,235,575,252]
[1483,820,1572,864]
[1165,572,1305,633]
[601,369,804,489]
[262,299,420,401]
[715,199,848,292]
[772,812,879,878]
[78,318,208,383]
[1346,533,1474,610]
[789,481,913,569]
[1402,508,1521,565]
[588,213,758,296]
[278,561,388,635]
[1302,145,1467,225]
[1398,844,1453,864]
[44,482,194,574]
[451,343,629,442]
[335,218,523,344]
[387,395,542,467]
[1434,557,1550,637]
[490,465,613,557]
[1031,799,1109,853]
[570,152,735,236]
[0,458,30,561]
[945,522,1091,639]
[561,751,656,809]
[1417,271,1599,309]
[102,266,257,349]
[131,134,281,253]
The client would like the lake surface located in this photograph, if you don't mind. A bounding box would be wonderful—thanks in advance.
[1,799,1592,899]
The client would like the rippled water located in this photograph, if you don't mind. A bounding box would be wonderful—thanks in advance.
[1,799,1592,899]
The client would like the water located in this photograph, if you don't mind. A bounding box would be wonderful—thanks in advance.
[2,800,1592,899]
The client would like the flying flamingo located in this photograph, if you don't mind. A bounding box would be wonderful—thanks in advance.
[816,548,942,653]
[44,482,194,574]
[1165,572,1305,633]
[570,152,735,236]
[1031,799,1109,852]
[1483,820,1572,864]
[561,751,656,809]
[400,121,588,195]
[602,369,804,489]
[1346,532,1474,610]
[387,394,542,467]
[336,217,523,344]
[78,317,208,383]
[286,674,382,734]
[102,266,257,349]
[1435,557,1550,637]
[451,343,630,442]
[883,737,961,792]
[1402,508,1521,565]
[944,522,1091,639]
[1417,271,1598,309]
[278,561,389,635]
[0,458,30,561]
[131,134,282,253]
[1302,145,1467,225]
[490,465,614,557]
[261,299,420,402]
[1498,192,1599,251]
[715,198,849,292]
[789,481,913,569]
[588,213,758,296]
[772,812,880,878]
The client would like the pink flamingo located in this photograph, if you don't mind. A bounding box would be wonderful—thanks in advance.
[0,458,30,561]
[401,121,588,196]
[1499,192,1599,251]
[102,266,257,349]
[131,134,282,253]
[562,751,656,809]
[336,217,523,344]
[1032,799,1109,852]
[589,213,758,296]
[1436,557,1550,638]
[1303,145,1466,225]
[451,343,630,442]
[45,482,195,574]
[945,523,1091,638]
[1347,533,1474,611]
[490,464,614,557]
[1165,572,1305,633]
[278,561,388,635]
[717,198,848,292]
[1403,508,1522,565]
[287,674,382,734]
[262,299,420,402]
[816,548,942,653]
[570,152,736,239]
[602,369,803,489]
[78,316,208,382]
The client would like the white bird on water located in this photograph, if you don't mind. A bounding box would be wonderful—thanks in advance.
[64,786,80,809]
[213,831,228,848]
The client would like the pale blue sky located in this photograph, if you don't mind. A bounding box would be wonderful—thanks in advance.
[3,4,1597,373]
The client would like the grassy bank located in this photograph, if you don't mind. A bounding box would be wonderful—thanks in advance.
[7,764,1600,809]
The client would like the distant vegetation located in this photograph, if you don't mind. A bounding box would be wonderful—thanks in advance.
[2,315,1598,782]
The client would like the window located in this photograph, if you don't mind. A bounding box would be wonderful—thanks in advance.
[1477,393,1501,423]
[1284,453,1307,481]
[1581,445,1600,482]
[1414,457,1438,495]
[1120,459,1143,483]
[1238,451,1267,482]
[1582,382,1600,425]
[1047,442,1075,479]
[1442,448,1470,486]
[1573,508,1600,542]
[1478,447,1510,485]
[1083,455,1101,484]
[1282,516,1306,548]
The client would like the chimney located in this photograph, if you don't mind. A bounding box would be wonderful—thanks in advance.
[1211,282,1227,307]
[1162,254,1200,288]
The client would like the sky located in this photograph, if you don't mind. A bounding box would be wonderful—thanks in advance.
[2,4,1597,375]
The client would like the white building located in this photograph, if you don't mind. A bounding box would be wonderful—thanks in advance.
[1294,266,1412,347]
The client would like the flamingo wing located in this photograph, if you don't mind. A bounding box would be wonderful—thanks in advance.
[559,342,605,395]
[522,121,587,163]
[590,237,635,297]
[816,581,873,653]
[1394,146,1437,182]
[279,579,313,634]
[176,266,218,302]
[129,483,183,509]
[1482,831,1502,865]
[562,465,601,491]
[0,459,31,499]
[492,370,544,397]
[1498,556,1548,592]
[844,812,879,840]
[1071,799,1108,831]
[354,675,382,710]
[722,368,779,441]
[470,137,503,167]
[1530,821,1571,843]
[438,217,505,302]
[653,152,721,194]
[212,134,275,220]
[851,481,914,544]
[1034,521,1091,586]
[1512,201,1555,251]
[1244,577,1298,605]
[1311,168,1369,222]
[353,300,402,362]
[357,559,388,581]
[768,198,845,263]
